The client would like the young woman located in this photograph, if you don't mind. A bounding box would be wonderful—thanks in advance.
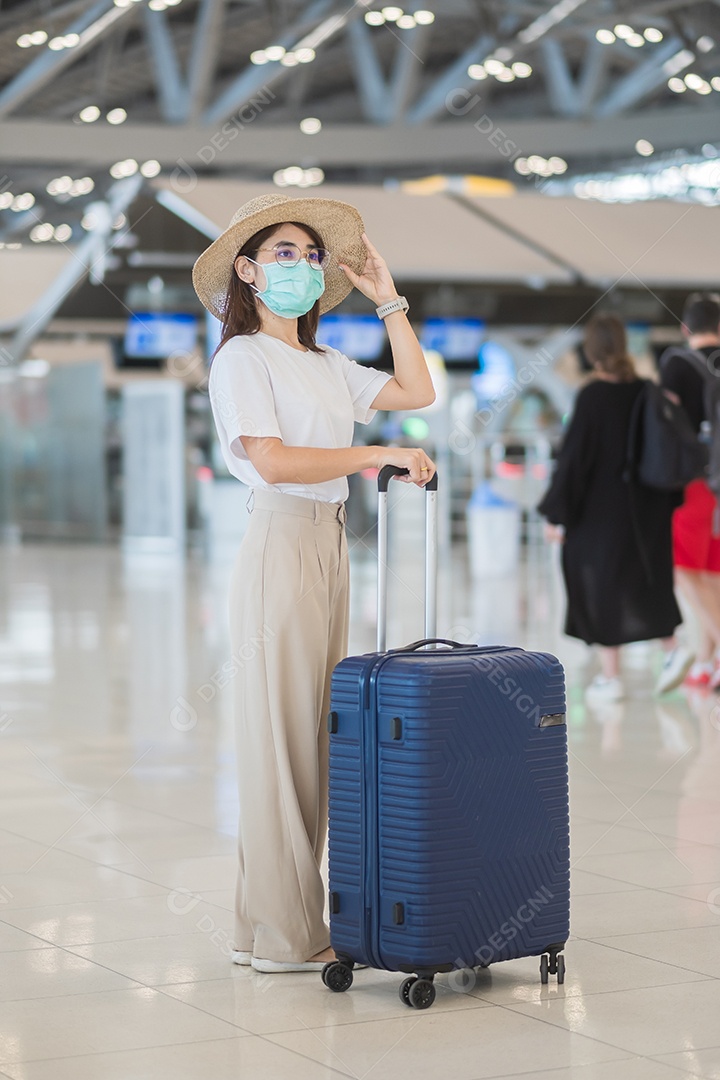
[193,193,436,973]
[538,313,692,703]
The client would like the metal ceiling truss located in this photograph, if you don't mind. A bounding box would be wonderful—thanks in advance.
[0,0,718,173]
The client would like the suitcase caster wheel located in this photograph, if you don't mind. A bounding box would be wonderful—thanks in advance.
[540,955,549,985]
[557,954,565,985]
[408,978,435,1010]
[399,976,416,1007]
[324,962,353,993]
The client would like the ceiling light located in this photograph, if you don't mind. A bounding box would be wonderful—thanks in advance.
[697,36,715,53]
[273,166,324,188]
[495,68,515,82]
[613,24,633,39]
[140,160,161,177]
[299,116,322,134]
[382,6,403,20]
[148,0,167,9]
[63,33,80,47]
[250,50,268,64]
[299,167,324,187]
[685,72,705,89]
[70,177,94,195]
[548,156,568,173]
[696,81,712,94]
[662,48,695,77]
[295,47,316,62]
[668,77,686,92]
[712,77,720,90]
[514,158,531,175]
[48,36,66,50]
[397,14,416,28]
[16,34,33,47]
[264,45,285,60]
[595,29,615,44]
[113,214,127,230]
[47,175,72,195]
[512,62,532,77]
[12,193,35,211]
[283,166,304,184]
[644,27,663,42]
[114,0,132,6]
[30,223,54,243]
[365,11,385,25]
[81,211,99,230]
[484,59,504,75]
[414,10,435,24]
[79,105,101,122]
[0,192,14,209]
[635,139,654,155]
[625,33,645,47]
[468,64,487,79]
[106,107,127,124]
[54,224,72,242]
[109,159,138,178]
[527,155,547,173]
[280,52,299,66]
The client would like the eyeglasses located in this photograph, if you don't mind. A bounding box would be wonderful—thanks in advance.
[255,242,330,271]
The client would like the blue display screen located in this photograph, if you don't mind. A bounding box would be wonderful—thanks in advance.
[318,314,386,361]
[420,318,485,360]
[473,340,516,399]
[124,312,198,359]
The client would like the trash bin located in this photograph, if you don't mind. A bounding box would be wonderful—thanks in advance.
[466,482,520,579]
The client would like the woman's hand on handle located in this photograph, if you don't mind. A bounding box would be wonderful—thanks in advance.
[378,446,436,487]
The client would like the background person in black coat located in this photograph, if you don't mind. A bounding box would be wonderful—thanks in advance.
[538,314,692,704]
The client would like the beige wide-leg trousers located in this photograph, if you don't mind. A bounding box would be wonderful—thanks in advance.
[229,489,350,963]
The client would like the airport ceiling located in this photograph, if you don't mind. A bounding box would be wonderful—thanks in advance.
[2,0,720,251]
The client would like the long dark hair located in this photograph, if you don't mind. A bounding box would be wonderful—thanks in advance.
[584,313,636,382]
[212,221,325,359]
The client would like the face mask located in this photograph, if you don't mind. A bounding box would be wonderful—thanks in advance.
[247,258,325,319]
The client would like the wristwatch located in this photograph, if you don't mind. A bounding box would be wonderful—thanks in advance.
[376,295,409,320]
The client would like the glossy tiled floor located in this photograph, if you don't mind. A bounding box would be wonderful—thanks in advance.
[1,494,720,1079]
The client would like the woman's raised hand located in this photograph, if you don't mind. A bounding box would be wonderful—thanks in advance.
[377,446,436,487]
[339,234,398,306]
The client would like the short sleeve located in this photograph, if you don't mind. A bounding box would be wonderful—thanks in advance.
[335,351,392,424]
[209,341,282,460]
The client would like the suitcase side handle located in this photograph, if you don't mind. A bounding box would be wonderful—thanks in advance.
[377,466,438,652]
[393,638,466,651]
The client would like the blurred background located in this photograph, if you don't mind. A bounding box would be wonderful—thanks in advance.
[1,0,720,668]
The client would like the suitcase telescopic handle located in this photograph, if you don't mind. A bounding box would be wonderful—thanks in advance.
[377,465,438,652]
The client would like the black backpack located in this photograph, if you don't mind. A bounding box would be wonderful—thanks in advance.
[625,379,708,492]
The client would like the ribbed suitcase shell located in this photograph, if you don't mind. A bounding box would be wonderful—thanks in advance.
[328,644,570,974]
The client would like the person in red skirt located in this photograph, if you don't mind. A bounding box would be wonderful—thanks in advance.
[660,293,720,690]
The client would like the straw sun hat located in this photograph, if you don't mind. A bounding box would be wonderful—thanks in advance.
[192,193,366,319]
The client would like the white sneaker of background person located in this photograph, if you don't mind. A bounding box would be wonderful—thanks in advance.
[585,674,624,704]
[656,643,695,695]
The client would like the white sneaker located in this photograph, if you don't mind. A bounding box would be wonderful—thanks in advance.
[585,675,624,704]
[231,950,252,966]
[251,956,328,973]
[656,645,695,695]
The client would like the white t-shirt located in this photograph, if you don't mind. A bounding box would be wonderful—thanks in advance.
[209,332,392,503]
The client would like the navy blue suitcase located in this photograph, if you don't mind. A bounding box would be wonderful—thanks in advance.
[322,467,570,1009]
